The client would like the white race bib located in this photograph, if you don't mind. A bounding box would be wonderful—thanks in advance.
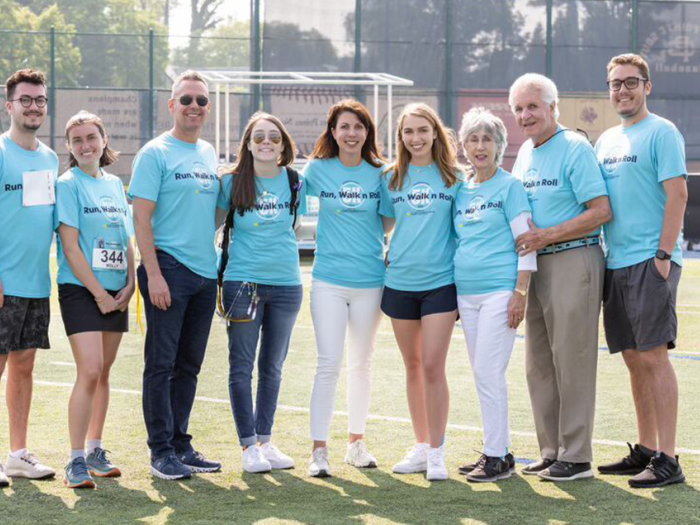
[22,170,55,207]
[92,239,126,271]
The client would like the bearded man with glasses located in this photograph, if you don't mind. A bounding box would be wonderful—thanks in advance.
[0,69,58,488]
[129,70,222,480]
[595,54,688,488]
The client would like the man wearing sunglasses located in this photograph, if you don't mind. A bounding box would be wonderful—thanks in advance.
[129,70,221,480]
[595,54,688,488]
[0,69,58,486]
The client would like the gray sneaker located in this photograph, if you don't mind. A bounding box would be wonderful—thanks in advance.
[0,463,9,488]
[64,457,95,489]
[86,448,121,478]
[150,455,192,480]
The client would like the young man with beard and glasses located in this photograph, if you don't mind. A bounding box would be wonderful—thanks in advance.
[508,73,612,482]
[129,70,222,480]
[0,69,58,486]
[595,54,688,488]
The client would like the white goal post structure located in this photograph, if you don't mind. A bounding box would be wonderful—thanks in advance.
[198,71,414,162]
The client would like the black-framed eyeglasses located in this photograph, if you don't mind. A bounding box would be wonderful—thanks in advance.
[10,95,48,108]
[178,94,209,107]
[607,77,647,92]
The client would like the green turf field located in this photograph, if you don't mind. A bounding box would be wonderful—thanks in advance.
[1,257,699,525]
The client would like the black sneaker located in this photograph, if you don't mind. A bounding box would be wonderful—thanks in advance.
[458,453,515,475]
[521,457,555,476]
[628,453,685,489]
[150,455,192,480]
[467,455,513,483]
[538,461,593,481]
[598,443,654,475]
[178,450,222,473]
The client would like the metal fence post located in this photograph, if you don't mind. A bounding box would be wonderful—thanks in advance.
[50,26,56,150]
[354,0,363,102]
[444,0,453,128]
[546,0,553,77]
[631,0,640,53]
[251,0,262,112]
[149,28,155,140]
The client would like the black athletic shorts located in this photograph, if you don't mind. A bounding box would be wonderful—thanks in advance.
[381,284,458,320]
[603,257,681,353]
[0,295,50,354]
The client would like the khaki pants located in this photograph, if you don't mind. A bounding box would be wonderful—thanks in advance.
[525,245,604,463]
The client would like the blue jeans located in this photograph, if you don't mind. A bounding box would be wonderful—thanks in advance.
[223,281,303,447]
[138,251,217,459]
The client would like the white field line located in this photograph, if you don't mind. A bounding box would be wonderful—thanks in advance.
[28,379,700,456]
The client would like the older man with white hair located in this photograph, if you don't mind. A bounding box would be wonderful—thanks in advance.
[509,73,612,481]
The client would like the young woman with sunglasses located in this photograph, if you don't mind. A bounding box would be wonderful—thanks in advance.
[55,111,135,488]
[303,100,388,477]
[380,103,462,481]
[218,112,305,474]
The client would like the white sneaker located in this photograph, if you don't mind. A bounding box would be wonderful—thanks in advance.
[392,443,429,474]
[426,447,448,481]
[259,443,294,470]
[308,447,331,478]
[241,446,272,474]
[5,452,56,479]
[0,463,9,488]
[345,440,378,468]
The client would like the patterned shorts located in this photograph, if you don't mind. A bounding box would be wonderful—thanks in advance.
[0,295,51,355]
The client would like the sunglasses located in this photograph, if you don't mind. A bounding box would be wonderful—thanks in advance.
[252,132,283,145]
[178,94,209,107]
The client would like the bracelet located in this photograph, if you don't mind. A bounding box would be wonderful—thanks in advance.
[95,293,109,303]
[514,287,527,297]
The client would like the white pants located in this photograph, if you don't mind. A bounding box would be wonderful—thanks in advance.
[309,279,383,441]
[458,291,517,457]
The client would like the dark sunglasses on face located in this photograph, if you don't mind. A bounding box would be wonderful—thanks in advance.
[11,95,48,108]
[606,77,647,92]
[179,94,209,107]
[252,133,282,145]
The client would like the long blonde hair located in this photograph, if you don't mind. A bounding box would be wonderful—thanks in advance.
[388,103,461,191]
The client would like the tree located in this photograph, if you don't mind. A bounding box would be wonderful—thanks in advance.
[174,19,249,69]
[185,0,225,64]
[263,22,339,71]
[0,0,82,87]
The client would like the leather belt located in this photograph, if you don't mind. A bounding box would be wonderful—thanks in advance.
[537,236,600,256]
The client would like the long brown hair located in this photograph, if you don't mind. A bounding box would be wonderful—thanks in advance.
[219,112,297,215]
[309,99,384,168]
[387,103,461,191]
[65,111,119,168]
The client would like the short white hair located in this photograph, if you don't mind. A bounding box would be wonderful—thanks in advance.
[508,73,560,120]
[458,107,508,167]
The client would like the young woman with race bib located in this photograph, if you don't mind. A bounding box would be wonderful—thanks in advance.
[303,100,389,477]
[380,103,462,481]
[218,112,305,474]
[55,111,135,488]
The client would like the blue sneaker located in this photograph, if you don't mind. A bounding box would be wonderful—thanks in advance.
[177,450,222,473]
[150,455,192,480]
[86,448,121,478]
[64,457,95,489]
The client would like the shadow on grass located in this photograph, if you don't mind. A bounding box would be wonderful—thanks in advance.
[2,467,697,525]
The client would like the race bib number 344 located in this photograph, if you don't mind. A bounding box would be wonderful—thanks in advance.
[92,239,126,271]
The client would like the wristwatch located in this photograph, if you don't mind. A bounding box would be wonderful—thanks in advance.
[514,287,527,297]
[655,249,672,261]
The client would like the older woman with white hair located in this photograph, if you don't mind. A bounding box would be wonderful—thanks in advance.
[453,107,536,483]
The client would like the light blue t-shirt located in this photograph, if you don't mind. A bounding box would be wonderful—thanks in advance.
[303,158,385,289]
[218,168,306,286]
[128,132,219,279]
[0,133,59,298]
[56,168,133,291]
[595,113,687,269]
[380,164,461,291]
[512,126,608,233]
[454,169,531,295]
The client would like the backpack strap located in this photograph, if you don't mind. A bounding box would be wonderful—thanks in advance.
[286,167,302,230]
